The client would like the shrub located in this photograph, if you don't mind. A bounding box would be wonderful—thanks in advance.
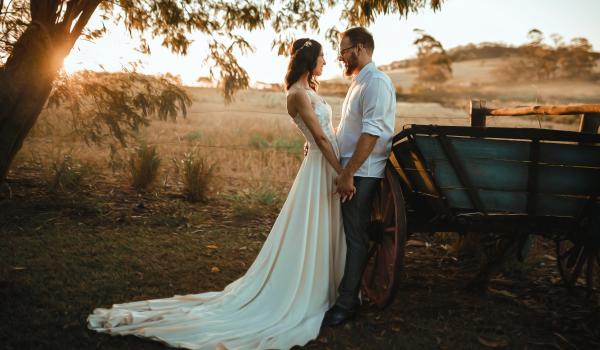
[129,144,161,190]
[181,152,215,202]
[49,153,89,192]
[271,137,304,153]
[249,133,270,149]
[253,187,283,206]
[225,186,284,221]
[183,131,203,142]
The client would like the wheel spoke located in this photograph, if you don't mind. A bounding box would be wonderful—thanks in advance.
[366,263,377,286]
[570,247,587,285]
[367,243,378,259]
[558,244,577,260]
[376,249,391,286]
[382,192,392,222]
[361,170,407,308]
[586,253,596,292]
[384,226,396,233]
[566,245,583,269]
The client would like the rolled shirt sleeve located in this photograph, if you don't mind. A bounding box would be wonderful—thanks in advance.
[361,77,391,137]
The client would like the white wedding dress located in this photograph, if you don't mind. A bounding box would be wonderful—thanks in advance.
[87,89,347,349]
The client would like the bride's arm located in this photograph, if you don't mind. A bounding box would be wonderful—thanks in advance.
[288,91,343,174]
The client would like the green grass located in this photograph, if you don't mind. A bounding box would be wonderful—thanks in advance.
[271,137,304,153]
[0,188,268,349]
[223,186,284,222]
[248,133,304,153]
[248,133,271,149]
[183,130,204,142]
[1,226,206,348]
[252,187,283,206]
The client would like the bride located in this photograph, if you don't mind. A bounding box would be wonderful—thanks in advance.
[88,38,353,349]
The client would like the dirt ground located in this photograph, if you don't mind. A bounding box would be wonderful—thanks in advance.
[1,168,599,350]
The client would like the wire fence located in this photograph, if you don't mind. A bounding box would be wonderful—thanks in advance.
[138,141,305,155]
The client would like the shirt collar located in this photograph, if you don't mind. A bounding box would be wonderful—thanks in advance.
[353,62,375,83]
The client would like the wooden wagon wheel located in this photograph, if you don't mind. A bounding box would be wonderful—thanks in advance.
[556,240,600,294]
[361,167,407,308]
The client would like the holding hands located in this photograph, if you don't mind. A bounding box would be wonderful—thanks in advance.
[334,171,356,203]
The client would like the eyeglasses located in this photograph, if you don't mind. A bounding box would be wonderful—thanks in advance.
[337,45,356,58]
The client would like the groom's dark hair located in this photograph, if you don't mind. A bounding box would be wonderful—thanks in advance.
[340,27,374,53]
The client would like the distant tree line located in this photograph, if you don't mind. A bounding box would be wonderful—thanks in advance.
[381,28,599,83]
[495,29,599,82]
[446,43,521,62]
[412,29,452,84]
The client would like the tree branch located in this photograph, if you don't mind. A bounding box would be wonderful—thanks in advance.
[67,0,101,50]
[61,0,86,30]
[30,0,60,24]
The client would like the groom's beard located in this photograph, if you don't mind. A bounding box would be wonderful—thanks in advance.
[343,52,359,76]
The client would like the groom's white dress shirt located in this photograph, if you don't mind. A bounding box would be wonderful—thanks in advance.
[336,62,396,178]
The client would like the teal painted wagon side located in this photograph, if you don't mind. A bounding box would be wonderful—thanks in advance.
[361,125,600,307]
[390,125,600,230]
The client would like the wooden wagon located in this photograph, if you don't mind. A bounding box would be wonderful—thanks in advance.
[361,101,600,308]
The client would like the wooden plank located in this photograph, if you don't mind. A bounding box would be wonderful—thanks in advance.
[470,100,487,127]
[537,166,600,195]
[539,143,600,167]
[527,140,540,216]
[445,189,526,213]
[404,163,525,192]
[436,135,487,213]
[442,189,597,217]
[577,193,600,223]
[403,161,600,195]
[395,125,600,144]
[415,136,530,162]
[394,143,427,193]
[416,136,600,168]
[486,104,600,116]
[389,147,414,192]
[402,136,452,215]
[579,112,600,134]
[535,194,595,217]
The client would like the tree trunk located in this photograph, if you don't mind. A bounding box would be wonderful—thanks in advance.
[0,21,65,182]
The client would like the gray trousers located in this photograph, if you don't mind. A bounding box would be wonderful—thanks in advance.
[336,176,380,310]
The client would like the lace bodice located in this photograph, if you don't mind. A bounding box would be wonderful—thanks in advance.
[290,89,338,155]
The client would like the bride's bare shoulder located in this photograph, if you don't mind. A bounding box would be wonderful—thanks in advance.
[286,86,310,105]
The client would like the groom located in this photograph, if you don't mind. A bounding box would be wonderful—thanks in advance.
[325,27,396,327]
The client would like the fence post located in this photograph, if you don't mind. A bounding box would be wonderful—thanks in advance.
[579,113,600,134]
[470,100,487,127]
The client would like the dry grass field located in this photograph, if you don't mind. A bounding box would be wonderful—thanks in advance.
[2,81,599,349]
[14,83,584,195]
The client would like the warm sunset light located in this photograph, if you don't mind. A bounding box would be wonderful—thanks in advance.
[3,1,600,349]
[62,0,600,86]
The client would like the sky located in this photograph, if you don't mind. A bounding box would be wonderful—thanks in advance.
[63,0,600,85]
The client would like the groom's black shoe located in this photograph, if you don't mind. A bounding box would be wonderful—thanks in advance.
[322,305,356,327]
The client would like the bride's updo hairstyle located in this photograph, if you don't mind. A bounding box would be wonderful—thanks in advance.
[284,38,322,91]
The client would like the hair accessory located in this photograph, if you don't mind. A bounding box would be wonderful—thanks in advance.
[296,40,312,53]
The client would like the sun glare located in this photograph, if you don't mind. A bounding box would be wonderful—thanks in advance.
[62,55,90,75]
[60,0,600,85]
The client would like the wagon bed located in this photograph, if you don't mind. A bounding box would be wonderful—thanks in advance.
[361,102,600,308]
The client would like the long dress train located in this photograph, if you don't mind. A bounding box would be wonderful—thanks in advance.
[87,89,346,349]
